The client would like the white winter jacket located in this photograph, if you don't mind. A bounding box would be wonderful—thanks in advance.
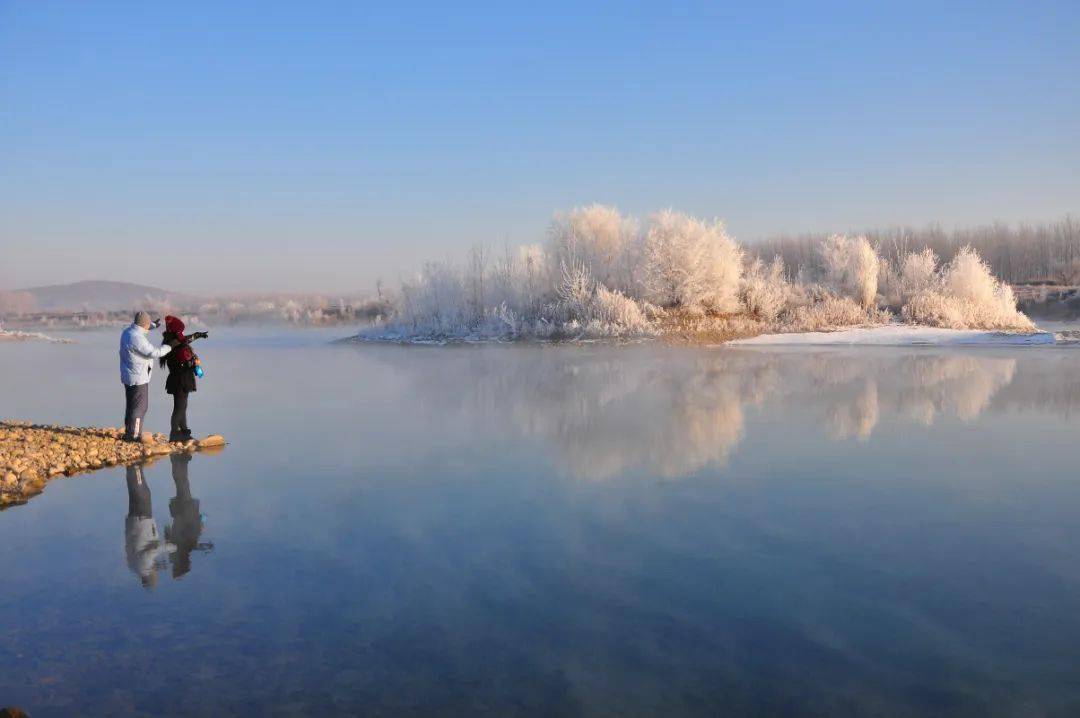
[120,323,171,386]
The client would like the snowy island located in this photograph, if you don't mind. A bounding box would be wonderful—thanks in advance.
[347,205,1055,347]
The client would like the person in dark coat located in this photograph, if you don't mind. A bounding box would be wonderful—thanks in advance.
[159,316,208,442]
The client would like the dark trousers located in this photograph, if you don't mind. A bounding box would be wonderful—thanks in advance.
[170,391,190,436]
[124,383,149,439]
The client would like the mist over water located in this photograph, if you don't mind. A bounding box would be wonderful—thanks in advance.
[2,329,1080,715]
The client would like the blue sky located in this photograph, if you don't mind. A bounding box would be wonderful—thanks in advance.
[2,1,1078,293]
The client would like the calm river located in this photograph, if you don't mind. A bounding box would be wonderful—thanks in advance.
[1,328,1079,716]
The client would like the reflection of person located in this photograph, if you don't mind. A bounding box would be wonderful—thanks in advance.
[120,311,172,441]
[159,316,208,442]
[165,453,212,578]
[124,464,165,588]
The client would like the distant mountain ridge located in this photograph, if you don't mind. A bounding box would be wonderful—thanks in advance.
[15,280,201,312]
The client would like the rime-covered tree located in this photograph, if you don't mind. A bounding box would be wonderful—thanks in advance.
[641,210,743,312]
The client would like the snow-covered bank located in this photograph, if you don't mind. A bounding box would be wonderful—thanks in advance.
[728,325,1056,347]
[0,329,73,344]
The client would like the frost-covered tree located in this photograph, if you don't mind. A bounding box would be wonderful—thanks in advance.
[398,261,470,334]
[489,243,547,320]
[898,248,938,303]
[752,215,1080,286]
[548,204,639,295]
[902,246,1034,331]
[641,210,743,312]
[786,295,889,332]
[553,261,649,334]
[818,234,880,308]
[465,244,489,327]
[741,256,789,322]
[943,246,1013,309]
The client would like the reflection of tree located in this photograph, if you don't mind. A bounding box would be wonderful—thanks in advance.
[827,377,879,441]
[899,355,1016,423]
[551,362,750,480]
[993,355,1080,415]
[387,347,1025,481]
[401,350,784,481]
[811,353,1016,438]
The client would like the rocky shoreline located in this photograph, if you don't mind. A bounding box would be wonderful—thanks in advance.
[0,420,225,508]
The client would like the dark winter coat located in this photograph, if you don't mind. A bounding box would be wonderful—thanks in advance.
[162,332,198,395]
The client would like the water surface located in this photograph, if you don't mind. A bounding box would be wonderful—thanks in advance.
[2,328,1079,716]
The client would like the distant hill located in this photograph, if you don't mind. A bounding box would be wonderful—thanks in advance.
[15,280,201,312]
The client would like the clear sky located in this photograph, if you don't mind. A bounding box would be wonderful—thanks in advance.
[2,1,1078,294]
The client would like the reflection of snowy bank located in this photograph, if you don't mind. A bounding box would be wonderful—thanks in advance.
[379,347,1044,481]
[728,325,1055,347]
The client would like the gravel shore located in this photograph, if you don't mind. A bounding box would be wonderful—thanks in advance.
[0,420,225,507]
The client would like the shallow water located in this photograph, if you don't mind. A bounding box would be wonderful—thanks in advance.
[2,327,1080,716]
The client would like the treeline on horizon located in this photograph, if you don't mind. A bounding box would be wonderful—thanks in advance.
[4,213,1075,334]
[751,215,1080,287]
[0,292,388,326]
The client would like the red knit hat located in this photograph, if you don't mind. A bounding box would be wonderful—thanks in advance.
[164,315,185,334]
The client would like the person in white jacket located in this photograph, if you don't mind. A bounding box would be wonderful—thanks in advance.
[120,311,172,440]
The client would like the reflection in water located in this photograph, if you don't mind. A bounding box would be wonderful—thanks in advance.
[827,376,880,441]
[402,349,1028,480]
[124,464,165,588]
[422,353,769,481]
[900,354,1016,423]
[123,456,211,587]
[166,453,213,579]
